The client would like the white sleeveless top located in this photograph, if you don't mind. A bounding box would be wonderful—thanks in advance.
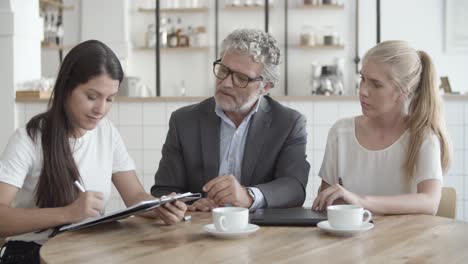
[319,117,443,196]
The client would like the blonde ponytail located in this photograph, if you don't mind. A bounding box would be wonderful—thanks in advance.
[364,41,452,179]
[405,51,451,178]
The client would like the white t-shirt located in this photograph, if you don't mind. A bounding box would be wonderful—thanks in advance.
[319,117,443,196]
[0,118,135,244]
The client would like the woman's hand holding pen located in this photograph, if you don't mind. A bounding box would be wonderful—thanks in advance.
[65,191,104,223]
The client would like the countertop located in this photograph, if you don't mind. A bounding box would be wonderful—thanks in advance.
[15,93,468,103]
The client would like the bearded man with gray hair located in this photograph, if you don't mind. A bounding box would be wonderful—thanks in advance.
[151,29,310,211]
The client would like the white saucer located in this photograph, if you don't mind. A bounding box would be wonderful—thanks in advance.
[203,224,260,239]
[317,221,374,236]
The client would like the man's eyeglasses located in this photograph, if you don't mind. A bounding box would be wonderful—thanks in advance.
[213,59,263,88]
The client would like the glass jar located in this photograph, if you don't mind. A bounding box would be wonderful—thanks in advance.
[300,26,316,47]
[323,25,336,46]
[191,26,207,47]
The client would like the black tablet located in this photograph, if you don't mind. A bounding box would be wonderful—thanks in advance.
[250,208,327,226]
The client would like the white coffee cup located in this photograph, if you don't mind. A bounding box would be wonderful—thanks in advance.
[327,205,372,230]
[212,207,248,232]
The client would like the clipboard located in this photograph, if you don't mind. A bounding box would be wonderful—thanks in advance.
[58,192,202,233]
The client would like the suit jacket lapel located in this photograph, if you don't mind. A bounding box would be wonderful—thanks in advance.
[241,98,272,186]
[200,99,220,185]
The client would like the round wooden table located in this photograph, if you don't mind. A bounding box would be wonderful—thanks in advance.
[40,211,468,263]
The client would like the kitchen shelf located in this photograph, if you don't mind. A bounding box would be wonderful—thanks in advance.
[39,0,74,10]
[297,4,344,10]
[17,93,468,103]
[41,42,73,50]
[138,7,209,13]
[296,44,345,50]
[136,46,210,51]
[16,90,52,100]
[223,5,274,11]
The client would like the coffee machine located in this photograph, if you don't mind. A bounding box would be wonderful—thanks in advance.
[311,59,344,96]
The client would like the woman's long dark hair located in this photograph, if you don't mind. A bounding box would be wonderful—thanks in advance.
[26,40,124,208]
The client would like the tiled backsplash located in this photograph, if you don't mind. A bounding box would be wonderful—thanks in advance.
[15,99,468,221]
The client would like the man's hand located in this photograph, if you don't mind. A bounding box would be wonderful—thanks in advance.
[187,198,217,212]
[153,193,187,225]
[203,175,253,208]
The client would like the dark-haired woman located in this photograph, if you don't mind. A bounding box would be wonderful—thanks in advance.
[0,40,186,263]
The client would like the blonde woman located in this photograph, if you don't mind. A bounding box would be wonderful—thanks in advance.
[312,40,451,215]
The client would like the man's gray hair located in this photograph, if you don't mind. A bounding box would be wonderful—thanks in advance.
[220,28,281,87]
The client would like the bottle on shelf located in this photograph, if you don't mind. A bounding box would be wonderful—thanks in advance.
[43,13,49,43]
[160,17,168,48]
[175,17,190,47]
[146,24,156,48]
[56,13,64,46]
[167,18,178,48]
[49,13,57,44]
[186,26,194,46]
[179,34,189,47]
[180,80,187,96]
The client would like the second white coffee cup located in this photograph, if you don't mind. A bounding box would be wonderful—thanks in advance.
[327,205,372,230]
[212,207,248,232]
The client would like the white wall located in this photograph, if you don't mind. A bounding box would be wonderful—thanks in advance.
[0,0,42,150]
[81,0,128,58]
[359,0,468,93]
[0,2,15,151]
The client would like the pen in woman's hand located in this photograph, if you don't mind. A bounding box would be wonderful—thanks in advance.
[74,181,86,192]
[74,180,104,216]
[74,180,85,192]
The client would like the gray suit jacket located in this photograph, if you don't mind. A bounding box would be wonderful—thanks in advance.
[151,96,310,208]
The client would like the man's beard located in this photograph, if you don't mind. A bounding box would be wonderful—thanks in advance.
[215,87,261,113]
